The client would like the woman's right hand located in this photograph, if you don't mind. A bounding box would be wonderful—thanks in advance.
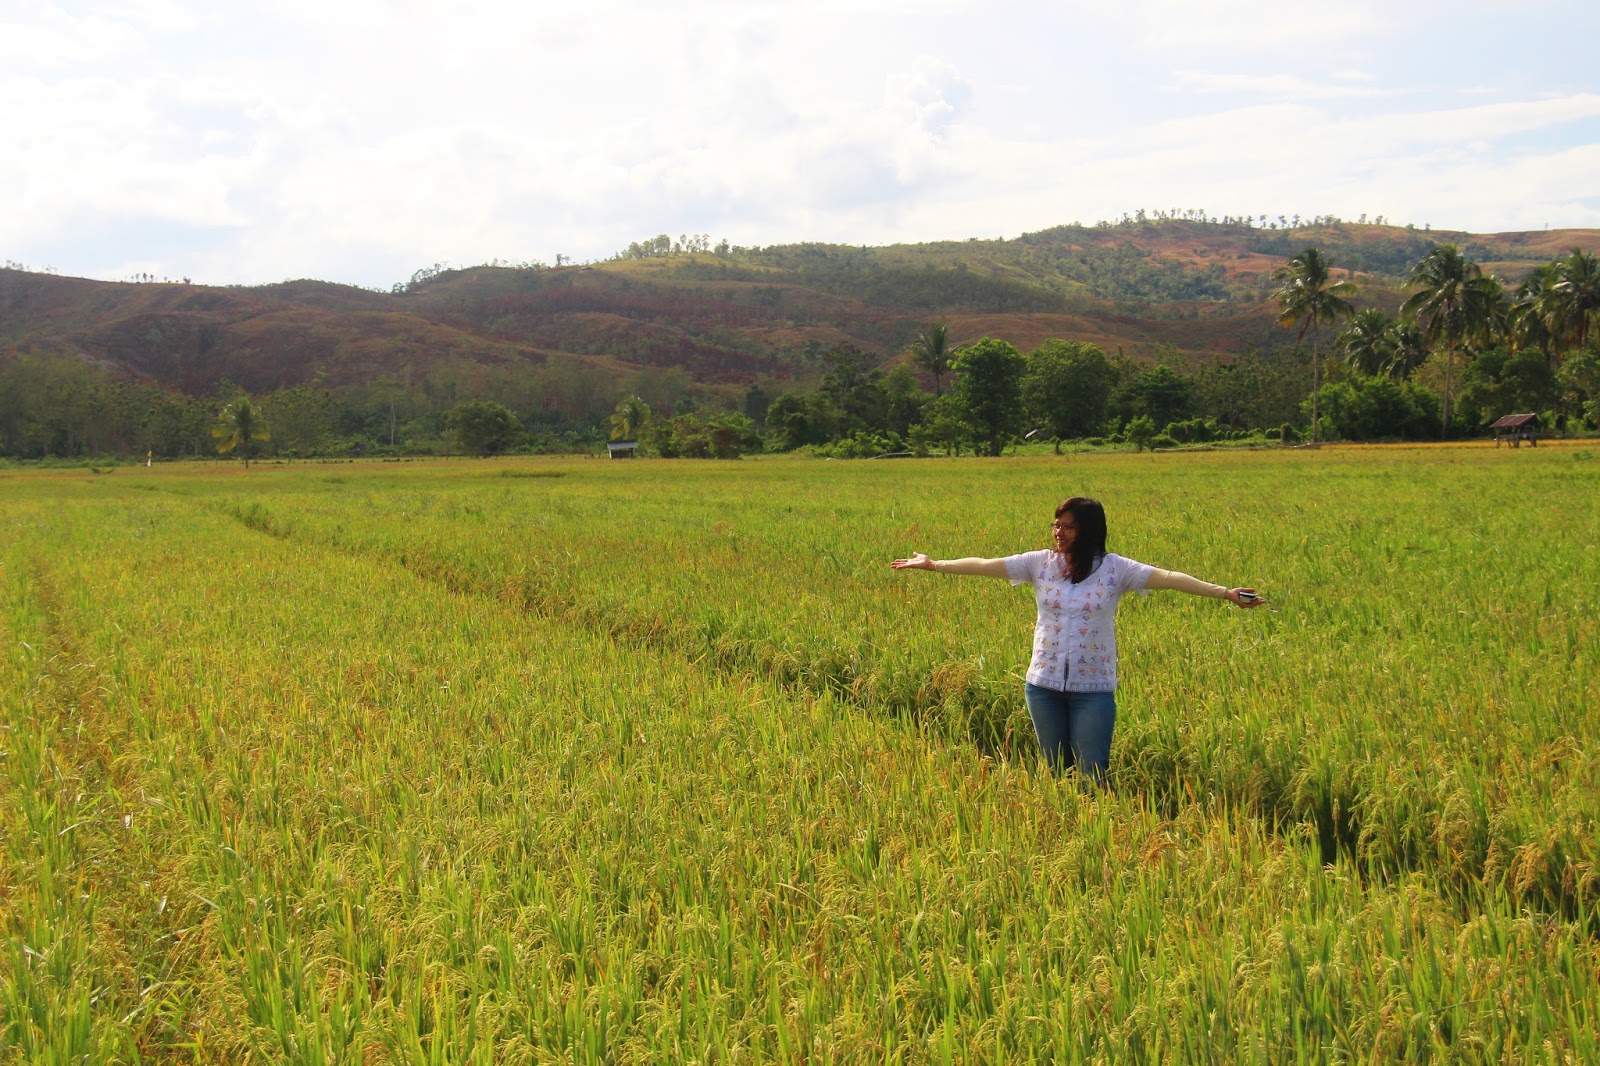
[891,552,934,570]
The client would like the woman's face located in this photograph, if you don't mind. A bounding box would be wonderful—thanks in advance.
[1052,513,1076,553]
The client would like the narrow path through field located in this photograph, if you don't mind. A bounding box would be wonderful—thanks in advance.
[1,551,201,1055]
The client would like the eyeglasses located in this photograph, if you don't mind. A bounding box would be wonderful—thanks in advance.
[1052,522,1075,532]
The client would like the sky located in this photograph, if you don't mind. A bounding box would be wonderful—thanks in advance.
[4,0,1600,290]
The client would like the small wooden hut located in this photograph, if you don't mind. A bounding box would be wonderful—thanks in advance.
[606,439,639,459]
[1489,413,1540,447]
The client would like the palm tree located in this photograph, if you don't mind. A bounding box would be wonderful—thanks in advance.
[1509,261,1560,362]
[1544,248,1600,355]
[213,396,270,468]
[1336,308,1391,376]
[1401,244,1500,438]
[1273,248,1356,444]
[910,322,952,397]
[1382,320,1429,380]
[609,395,651,440]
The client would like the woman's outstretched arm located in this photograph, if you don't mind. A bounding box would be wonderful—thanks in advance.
[890,553,1011,578]
[1144,568,1260,607]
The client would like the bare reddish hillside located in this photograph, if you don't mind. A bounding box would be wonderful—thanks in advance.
[4,223,1596,393]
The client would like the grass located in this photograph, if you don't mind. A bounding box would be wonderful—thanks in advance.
[2,447,1596,1061]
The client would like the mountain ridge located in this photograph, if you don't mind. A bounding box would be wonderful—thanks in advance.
[5,222,1598,396]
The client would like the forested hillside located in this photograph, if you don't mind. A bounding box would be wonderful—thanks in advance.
[3,217,1598,459]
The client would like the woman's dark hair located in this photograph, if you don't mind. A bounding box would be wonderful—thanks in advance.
[1055,496,1108,583]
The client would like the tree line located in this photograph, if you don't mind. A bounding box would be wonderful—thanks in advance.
[0,356,717,462]
[605,336,1310,460]
[1274,244,1600,442]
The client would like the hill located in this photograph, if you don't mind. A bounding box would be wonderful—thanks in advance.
[4,220,1598,396]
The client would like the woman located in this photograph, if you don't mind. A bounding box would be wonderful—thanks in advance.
[891,496,1259,779]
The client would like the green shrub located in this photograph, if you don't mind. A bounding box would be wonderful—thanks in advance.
[1163,418,1220,444]
[1306,376,1441,441]
[813,430,903,459]
[1123,415,1157,451]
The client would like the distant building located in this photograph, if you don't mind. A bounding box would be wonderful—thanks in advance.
[606,440,639,459]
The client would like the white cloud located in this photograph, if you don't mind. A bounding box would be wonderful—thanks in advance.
[4,0,1598,287]
[1170,70,1393,101]
[1094,0,1385,51]
[1336,94,1600,149]
[0,3,143,68]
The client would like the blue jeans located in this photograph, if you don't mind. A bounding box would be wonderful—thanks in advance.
[1024,684,1116,780]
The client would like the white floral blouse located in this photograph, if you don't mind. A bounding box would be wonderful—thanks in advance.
[1001,551,1154,692]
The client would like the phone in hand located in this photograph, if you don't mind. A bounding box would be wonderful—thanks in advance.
[1236,590,1261,604]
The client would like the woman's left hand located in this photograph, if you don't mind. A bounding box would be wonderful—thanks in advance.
[1226,587,1262,607]
[891,552,934,571]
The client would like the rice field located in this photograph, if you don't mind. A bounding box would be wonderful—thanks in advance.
[2,446,1597,1062]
